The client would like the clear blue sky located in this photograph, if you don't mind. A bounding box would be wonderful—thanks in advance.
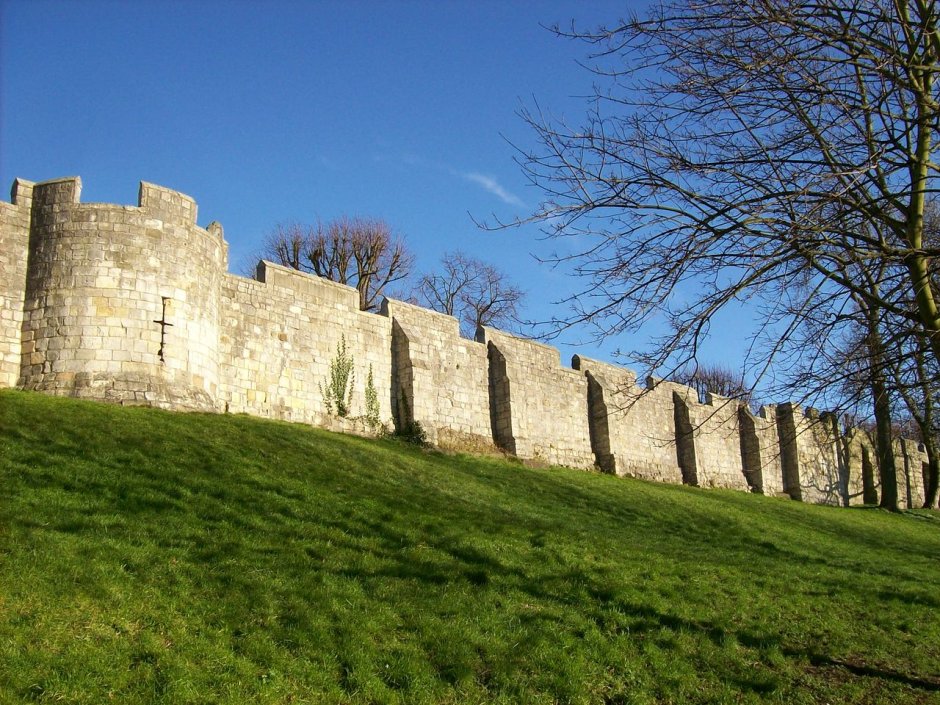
[1,0,745,373]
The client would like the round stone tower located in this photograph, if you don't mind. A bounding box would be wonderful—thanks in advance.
[18,177,227,409]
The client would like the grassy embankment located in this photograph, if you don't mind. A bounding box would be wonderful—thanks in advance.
[2,389,939,704]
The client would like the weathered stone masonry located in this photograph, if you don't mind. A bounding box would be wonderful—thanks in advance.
[6,177,224,408]
[0,177,930,508]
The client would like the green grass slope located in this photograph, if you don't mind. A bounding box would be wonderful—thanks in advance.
[2,390,939,705]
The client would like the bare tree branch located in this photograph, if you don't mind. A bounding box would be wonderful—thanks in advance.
[416,252,526,338]
[263,217,414,312]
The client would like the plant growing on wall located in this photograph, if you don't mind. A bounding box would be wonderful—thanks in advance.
[390,389,428,446]
[320,335,355,417]
[365,364,380,429]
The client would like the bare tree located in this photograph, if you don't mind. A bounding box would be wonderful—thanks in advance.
[826,303,940,509]
[517,0,940,377]
[674,362,752,406]
[888,330,940,507]
[263,217,414,312]
[782,205,940,508]
[416,252,525,337]
[512,1,940,509]
[263,222,308,272]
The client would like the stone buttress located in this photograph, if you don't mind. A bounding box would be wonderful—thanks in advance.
[480,327,594,468]
[574,356,684,483]
[382,299,493,451]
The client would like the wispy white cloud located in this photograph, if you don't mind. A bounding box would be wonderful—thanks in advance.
[459,171,526,208]
[376,152,526,209]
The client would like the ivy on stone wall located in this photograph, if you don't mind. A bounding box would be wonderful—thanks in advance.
[320,335,355,417]
[365,364,380,429]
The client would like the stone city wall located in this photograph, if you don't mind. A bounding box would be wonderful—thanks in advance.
[573,356,684,484]
[844,428,879,506]
[894,438,928,509]
[739,406,785,497]
[382,298,493,451]
[0,179,31,389]
[480,326,594,468]
[841,429,928,509]
[218,261,394,431]
[14,177,225,409]
[1,177,932,509]
[776,404,846,505]
[673,388,752,491]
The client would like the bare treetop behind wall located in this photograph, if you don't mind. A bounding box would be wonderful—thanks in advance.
[416,251,525,338]
[674,362,753,408]
[263,217,414,312]
[519,0,940,376]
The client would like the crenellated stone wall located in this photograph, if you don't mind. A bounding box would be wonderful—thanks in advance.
[776,405,853,506]
[480,327,594,468]
[673,390,752,491]
[16,178,226,409]
[844,428,879,506]
[894,439,928,510]
[739,406,785,497]
[1,176,933,509]
[218,261,394,430]
[0,179,32,389]
[382,299,493,451]
[573,356,683,483]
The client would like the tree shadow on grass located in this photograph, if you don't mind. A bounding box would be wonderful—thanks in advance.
[8,396,940,701]
[602,596,940,695]
[875,589,940,609]
[801,653,940,692]
[303,515,940,697]
[676,489,940,563]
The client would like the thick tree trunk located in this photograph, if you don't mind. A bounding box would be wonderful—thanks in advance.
[905,55,940,371]
[910,333,939,509]
[906,255,940,370]
[922,435,940,509]
[873,375,899,511]
[868,309,899,511]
